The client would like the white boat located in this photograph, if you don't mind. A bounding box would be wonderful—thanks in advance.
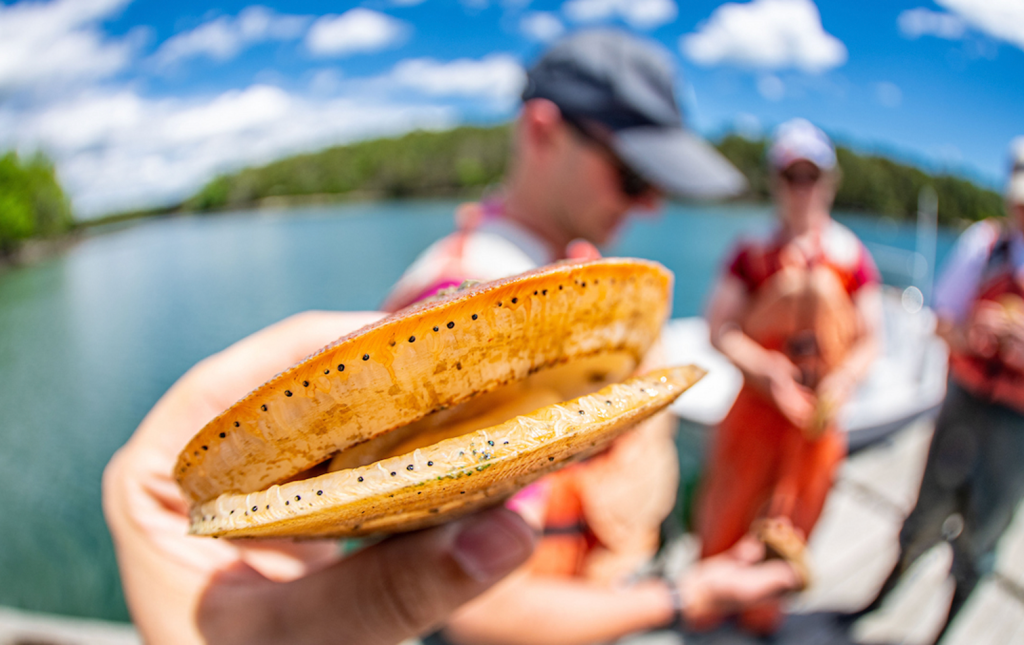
[663,286,949,451]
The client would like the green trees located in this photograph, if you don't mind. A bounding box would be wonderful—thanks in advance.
[186,125,512,211]
[182,125,1002,227]
[714,134,1004,226]
[0,152,73,255]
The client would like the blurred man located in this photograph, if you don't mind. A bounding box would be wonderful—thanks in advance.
[383,29,795,645]
[382,29,744,311]
[849,139,1024,641]
[697,119,882,634]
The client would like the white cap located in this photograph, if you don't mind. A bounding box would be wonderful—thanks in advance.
[768,118,836,172]
[1007,136,1024,205]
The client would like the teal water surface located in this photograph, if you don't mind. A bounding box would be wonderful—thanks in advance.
[0,200,956,621]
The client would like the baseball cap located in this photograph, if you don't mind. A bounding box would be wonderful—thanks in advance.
[768,118,837,172]
[521,29,746,200]
[1007,137,1024,206]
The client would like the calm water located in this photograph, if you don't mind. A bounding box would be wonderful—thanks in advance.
[0,200,957,621]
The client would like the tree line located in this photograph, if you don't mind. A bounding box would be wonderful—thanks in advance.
[0,152,73,256]
[717,134,1004,225]
[0,125,1007,251]
[185,125,512,211]
[187,125,1003,226]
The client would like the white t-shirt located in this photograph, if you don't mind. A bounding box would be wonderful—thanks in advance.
[383,208,556,311]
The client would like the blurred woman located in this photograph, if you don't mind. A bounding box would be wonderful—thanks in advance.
[694,119,882,634]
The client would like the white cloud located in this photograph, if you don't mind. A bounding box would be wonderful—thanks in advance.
[1,52,530,217]
[897,8,966,40]
[681,0,847,73]
[389,55,525,101]
[936,0,1024,51]
[875,81,902,108]
[151,6,310,68]
[520,12,565,42]
[0,0,136,93]
[0,23,531,220]
[0,4,530,219]
[162,86,293,142]
[562,0,678,30]
[306,9,409,57]
[2,85,457,217]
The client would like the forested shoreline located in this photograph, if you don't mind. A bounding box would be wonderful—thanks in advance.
[0,152,74,258]
[180,124,1003,227]
[186,125,511,212]
[715,134,1004,225]
[2,124,1007,253]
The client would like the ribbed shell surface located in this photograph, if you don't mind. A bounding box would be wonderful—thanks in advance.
[190,366,704,539]
[176,258,673,506]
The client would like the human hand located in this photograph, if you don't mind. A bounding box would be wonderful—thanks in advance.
[758,350,817,430]
[103,311,536,645]
[679,536,803,628]
[566,238,602,261]
[1000,299,1024,371]
[966,301,1008,359]
[809,369,855,437]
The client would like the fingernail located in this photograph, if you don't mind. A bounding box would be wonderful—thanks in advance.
[503,482,547,531]
[566,239,601,261]
[451,508,536,583]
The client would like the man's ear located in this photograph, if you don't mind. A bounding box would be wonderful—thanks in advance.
[519,98,564,154]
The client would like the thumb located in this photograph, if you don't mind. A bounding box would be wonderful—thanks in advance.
[566,239,602,261]
[210,507,535,645]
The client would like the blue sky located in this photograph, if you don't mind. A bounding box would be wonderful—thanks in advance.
[1,0,1022,218]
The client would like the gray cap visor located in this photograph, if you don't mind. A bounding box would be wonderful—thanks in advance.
[612,127,747,200]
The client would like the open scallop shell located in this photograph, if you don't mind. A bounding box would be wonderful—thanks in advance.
[176,258,704,538]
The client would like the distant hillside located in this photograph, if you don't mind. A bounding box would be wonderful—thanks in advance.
[179,124,1003,226]
[185,125,512,212]
[716,134,1004,225]
[0,151,73,256]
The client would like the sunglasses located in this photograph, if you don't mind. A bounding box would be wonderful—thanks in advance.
[780,167,822,187]
[564,116,655,199]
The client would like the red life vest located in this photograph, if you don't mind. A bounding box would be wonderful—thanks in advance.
[948,229,1024,414]
[742,256,860,391]
[731,228,870,392]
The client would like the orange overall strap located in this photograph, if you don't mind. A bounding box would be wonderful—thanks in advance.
[526,466,592,578]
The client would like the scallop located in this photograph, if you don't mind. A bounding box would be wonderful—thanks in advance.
[176,258,704,539]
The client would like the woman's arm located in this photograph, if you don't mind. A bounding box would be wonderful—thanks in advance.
[440,538,805,645]
[442,572,675,645]
[815,282,883,418]
[707,275,816,429]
